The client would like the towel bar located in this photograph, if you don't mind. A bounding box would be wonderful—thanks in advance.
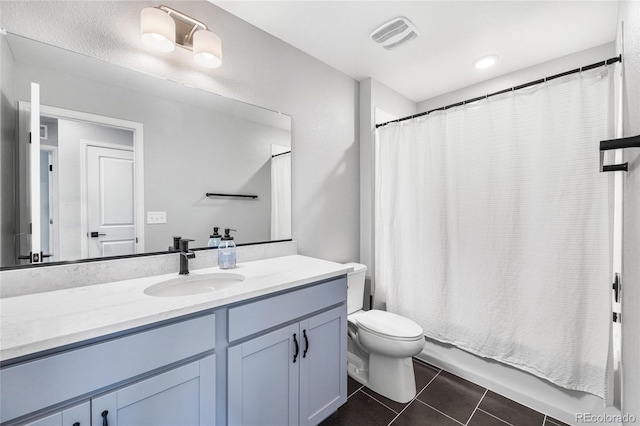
[206,193,258,199]
[599,134,640,172]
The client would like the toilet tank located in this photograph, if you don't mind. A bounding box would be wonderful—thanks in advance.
[345,262,367,314]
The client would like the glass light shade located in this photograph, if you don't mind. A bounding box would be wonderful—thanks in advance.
[140,7,176,52]
[193,30,222,69]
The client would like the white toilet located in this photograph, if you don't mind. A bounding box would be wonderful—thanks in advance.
[346,263,425,403]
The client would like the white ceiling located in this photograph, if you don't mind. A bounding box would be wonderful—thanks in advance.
[212,1,620,103]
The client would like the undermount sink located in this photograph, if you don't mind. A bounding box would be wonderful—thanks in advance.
[144,272,245,297]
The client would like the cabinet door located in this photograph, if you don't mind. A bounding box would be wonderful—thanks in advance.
[299,305,348,426]
[92,355,215,426]
[228,324,300,426]
[24,401,90,426]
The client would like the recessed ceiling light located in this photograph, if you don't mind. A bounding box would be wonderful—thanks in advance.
[474,54,499,69]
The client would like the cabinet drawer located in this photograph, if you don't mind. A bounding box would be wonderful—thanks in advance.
[0,313,215,424]
[228,277,346,342]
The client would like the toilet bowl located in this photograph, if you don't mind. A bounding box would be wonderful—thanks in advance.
[345,263,425,403]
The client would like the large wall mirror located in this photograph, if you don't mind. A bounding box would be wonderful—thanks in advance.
[0,33,292,268]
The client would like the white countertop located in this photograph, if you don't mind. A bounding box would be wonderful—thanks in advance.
[0,255,350,362]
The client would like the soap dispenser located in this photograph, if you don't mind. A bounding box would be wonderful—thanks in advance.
[207,227,222,248]
[218,228,237,269]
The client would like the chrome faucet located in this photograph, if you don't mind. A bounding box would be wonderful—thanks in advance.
[179,238,195,275]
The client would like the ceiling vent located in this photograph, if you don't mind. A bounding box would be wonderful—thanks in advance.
[370,17,419,50]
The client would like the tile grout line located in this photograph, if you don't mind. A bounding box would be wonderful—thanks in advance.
[387,370,442,426]
[464,388,488,426]
[477,408,515,426]
[544,414,548,426]
[347,383,364,400]
[413,399,465,425]
[413,358,443,373]
[361,389,407,415]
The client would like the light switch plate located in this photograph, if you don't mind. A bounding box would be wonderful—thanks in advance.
[147,211,167,224]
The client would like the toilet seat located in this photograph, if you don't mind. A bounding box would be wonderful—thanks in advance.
[355,310,423,341]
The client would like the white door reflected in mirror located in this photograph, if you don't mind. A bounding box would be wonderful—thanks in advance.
[85,145,136,258]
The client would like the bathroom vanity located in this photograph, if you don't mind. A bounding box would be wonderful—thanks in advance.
[0,255,349,426]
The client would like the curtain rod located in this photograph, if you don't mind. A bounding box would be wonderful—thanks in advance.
[376,55,622,129]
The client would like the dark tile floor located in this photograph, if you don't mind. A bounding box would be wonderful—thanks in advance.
[320,359,570,426]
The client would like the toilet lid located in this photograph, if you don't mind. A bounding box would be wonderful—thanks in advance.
[356,310,423,339]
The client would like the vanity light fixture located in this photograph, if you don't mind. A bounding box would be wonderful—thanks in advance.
[140,5,222,68]
[474,54,499,69]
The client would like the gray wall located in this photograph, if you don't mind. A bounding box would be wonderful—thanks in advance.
[618,1,640,422]
[0,0,360,263]
[0,35,16,265]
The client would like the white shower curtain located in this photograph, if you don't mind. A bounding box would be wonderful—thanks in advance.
[375,67,614,399]
[271,152,291,240]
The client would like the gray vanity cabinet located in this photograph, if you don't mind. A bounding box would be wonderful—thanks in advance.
[91,355,215,426]
[227,278,348,426]
[0,314,216,426]
[2,275,348,426]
